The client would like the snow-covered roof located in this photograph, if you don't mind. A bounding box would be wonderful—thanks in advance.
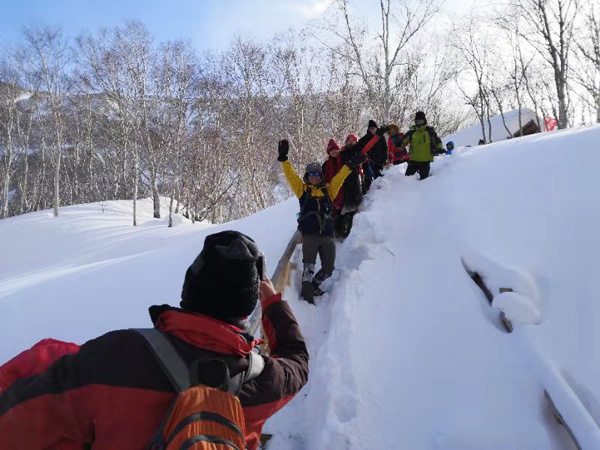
[443,108,540,147]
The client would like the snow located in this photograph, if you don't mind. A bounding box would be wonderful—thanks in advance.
[461,250,542,324]
[442,107,541,147]
[2,124,600,448]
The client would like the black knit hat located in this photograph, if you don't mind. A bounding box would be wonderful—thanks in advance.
[415,111,427,124]
[368,119,378,129]
[180,231,261,319]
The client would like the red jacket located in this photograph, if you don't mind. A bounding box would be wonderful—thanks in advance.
[0,339,80,394]
[322,154,345,211]
[0,294,308,450]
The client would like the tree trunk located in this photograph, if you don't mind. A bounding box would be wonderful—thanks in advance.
[152,176,160,219]
[53,151,61,217]
[1,166,10,219]
[168,193,174,228]
[20,153,29,215]
[133,152,138,227]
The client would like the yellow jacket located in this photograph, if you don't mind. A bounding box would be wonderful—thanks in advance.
[281,160,352,201]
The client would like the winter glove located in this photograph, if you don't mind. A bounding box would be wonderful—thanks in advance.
[346,152,369,170]
[376,125,389,136]
[277,140,289,162]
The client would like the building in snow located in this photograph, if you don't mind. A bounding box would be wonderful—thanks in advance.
[443,108,541,147]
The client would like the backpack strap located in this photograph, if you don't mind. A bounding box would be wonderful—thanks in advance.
[245,351,265,383]
[426,126,442,154]
[136,329,265,396]
[135,328,191,392]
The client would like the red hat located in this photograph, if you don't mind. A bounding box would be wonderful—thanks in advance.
[345,133,359,144]
[327,139,340,154]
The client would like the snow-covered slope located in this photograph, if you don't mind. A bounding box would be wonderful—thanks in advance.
[266,125,600,449]
[2,125,600,449]
[443,107,540,147]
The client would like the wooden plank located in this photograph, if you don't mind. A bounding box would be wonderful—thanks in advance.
[545,390,582,450]
[248,230,302,348]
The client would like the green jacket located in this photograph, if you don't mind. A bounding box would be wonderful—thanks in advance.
[402,125,443,162]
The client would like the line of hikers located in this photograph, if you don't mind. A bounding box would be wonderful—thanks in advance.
[279,110,449,302]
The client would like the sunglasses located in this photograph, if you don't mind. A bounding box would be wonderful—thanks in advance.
[307,172,322,178]
[415,119,426,125]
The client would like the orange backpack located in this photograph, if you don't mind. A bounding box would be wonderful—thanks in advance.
[135,329,264,450]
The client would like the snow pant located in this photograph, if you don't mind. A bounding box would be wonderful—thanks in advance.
[405,161,431,180]
[302,234,336,286]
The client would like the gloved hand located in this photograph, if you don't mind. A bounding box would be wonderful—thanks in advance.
[346,152,369,170]
[376,125,389,136]
[278,140,289,162]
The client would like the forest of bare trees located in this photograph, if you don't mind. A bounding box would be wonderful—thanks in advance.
[0,0,598,224]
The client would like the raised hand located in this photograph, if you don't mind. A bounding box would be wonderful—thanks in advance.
[278,140,289,162]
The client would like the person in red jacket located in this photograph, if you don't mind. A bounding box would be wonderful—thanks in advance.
[387,124,408,165]
[0,231,309,450]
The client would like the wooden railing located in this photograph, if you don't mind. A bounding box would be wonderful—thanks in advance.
[248,230,302,339]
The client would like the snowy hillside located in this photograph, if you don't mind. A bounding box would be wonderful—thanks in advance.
[443,108,540,147]
[2,125,600,448]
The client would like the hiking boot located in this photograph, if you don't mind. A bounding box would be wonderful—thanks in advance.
[312,284,325,297]
[300,281,315,304]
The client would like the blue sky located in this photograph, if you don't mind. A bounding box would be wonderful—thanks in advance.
[0,0,335,51]
[1,0,473,52]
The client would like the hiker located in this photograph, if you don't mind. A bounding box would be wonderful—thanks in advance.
[0,231,308,450]
[387,124,408,165]
[364,119,388,184]
[278,139,367,302]
[337,133,364,238]
[336,127,387,237]
[322,139,346,238]
[402,111,443,180]
[446,141,455,155]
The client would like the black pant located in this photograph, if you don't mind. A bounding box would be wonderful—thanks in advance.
[405,161,430,180]
[302,234,336,286]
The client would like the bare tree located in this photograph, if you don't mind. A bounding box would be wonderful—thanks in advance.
[319,0,440,122]
[22,26,71,217]
[505,0,581,129]
[0,56,23,218]
[574,5,600,122]
[451,11,496,142]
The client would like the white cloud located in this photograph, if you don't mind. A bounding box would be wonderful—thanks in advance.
[284,0,333,18]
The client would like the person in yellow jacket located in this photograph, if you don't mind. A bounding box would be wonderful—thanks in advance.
[277,139,367,303]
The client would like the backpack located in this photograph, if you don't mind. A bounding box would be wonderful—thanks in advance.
[297,186,333,235]
[135,329,265,450]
